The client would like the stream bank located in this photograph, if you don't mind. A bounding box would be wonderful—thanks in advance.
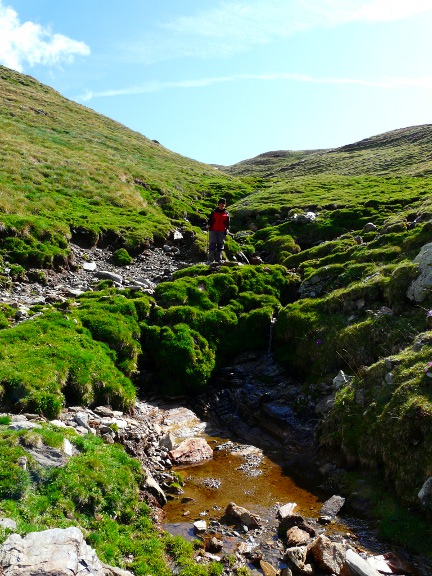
[146,351,428,575]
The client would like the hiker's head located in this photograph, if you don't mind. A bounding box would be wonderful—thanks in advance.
[218,198,226,208]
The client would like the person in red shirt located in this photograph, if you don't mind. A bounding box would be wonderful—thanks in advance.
[206,198,230,263]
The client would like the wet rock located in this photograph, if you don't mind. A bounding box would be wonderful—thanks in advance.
[225,502,261,529]
[168,438,213,465]
[206,537,223,553]
[277,502,297,520]
[193,520,207,533]
[278,511,317,539]
[343,548,381,576]
[320,495,345,517]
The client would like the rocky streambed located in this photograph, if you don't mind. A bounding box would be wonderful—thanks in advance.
[0,243,430,575]
[3,378,427,576]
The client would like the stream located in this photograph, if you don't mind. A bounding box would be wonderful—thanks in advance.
[156,351,426,574]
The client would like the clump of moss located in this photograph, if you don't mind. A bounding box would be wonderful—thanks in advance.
[143,323,215,395]
[112,248,133,266]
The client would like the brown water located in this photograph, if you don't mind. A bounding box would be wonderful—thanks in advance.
[164,434,322,525]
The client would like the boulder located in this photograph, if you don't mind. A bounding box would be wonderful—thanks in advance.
[142,468,167,505]
[407,242,432,302]
[418,476,432,508]
[0,527,106,576]
[362,223,377,232]
[260,559,279,576]
[286,526,312,547]
[277,502,297,520]
[309,535,345,574]
[342,548,382,576]
[284,546,308,571]
[0,518,17,531]
[224,502,261,529]
[320,495,345,517]
[168,438,213,465]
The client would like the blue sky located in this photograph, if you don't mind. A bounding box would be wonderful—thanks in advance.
[1,0,432,165]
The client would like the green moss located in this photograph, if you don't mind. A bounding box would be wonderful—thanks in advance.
[112,248,133,266]
[143,323,216,395]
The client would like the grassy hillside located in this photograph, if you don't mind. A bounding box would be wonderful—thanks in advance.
[221,124,432,179]
[217,148,328,177]
[0,65,250,264]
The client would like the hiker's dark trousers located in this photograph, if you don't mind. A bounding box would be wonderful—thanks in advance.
[209,230,226,261]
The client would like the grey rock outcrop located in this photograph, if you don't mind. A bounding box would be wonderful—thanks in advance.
[407,242,432,302]
[0,527,111,576]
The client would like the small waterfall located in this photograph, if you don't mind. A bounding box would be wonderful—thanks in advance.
[268,316,276,354]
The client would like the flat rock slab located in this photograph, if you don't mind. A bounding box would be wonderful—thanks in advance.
[168,438,213,464]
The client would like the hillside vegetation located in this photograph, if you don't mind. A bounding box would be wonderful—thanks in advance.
[0,65,432,560]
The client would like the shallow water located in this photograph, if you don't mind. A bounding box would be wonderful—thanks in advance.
[164,434,322,525]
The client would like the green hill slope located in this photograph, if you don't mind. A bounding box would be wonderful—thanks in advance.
[0,65,249,264]
[217,148,328,177]
[222,124,432,179]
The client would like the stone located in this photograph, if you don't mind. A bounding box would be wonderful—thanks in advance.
[94,270,123,284]
[142,468,167,506]
[286,526,312,547]
[366,555,393,574]
[343,548,382,576]
[0,518,17,531]
[284,546,307,570]
[362,222,377,232]
[159,433,176,451]
[315,393,336,414]
[407,242,432,302]
[82,261,97,271]
[8,422,39,431]
[94,406,114,417]
[309,535,345,574]
[278,511,317,538]
[277,502,297,520]
[168,438,213,465]
[205,537,223,553]
[320,495,345,517]
[259,560,278,576]
[418,476,432,508]
[333,370,353,389]
[25,445,68,468]
[193,520,207,533]
[224,502,261,529]
[0,526,106,576]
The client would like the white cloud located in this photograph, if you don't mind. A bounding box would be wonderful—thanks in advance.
[78,71,432,102]
[122,0,432,65]
[0,0,90,72]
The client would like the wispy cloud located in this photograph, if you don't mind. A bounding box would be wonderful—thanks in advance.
[78,71,432,102]
[122,0,432,64]
[0,0,90,72]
